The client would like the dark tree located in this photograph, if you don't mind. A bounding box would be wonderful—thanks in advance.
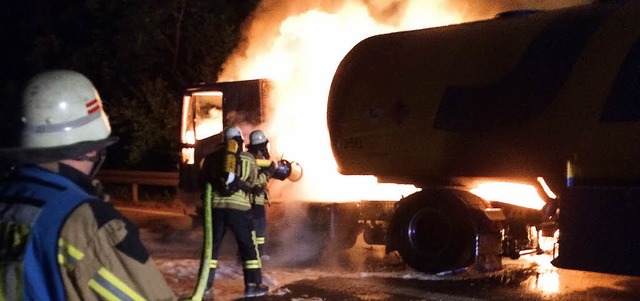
[0,0,260,170]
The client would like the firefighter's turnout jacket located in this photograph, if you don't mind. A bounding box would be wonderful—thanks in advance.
[0,165,176,301]
[252,169,270,206]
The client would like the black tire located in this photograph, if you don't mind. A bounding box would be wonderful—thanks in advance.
[389,189,478,273]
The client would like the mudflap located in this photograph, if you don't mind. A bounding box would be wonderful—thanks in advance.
[552,186,640,276]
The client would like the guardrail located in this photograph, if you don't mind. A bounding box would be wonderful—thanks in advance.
[97,170,179,203]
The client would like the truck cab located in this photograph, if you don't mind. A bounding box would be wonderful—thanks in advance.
[178,79,271,210]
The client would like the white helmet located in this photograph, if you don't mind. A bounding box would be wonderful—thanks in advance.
[0,70,117,163]
[224,126,242,139]
[21,70,113,148]
[249,130,268,145]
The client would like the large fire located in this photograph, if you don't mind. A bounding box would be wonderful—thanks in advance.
[213,0,590,204]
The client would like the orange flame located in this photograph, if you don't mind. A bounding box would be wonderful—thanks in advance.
[215,0,589,203]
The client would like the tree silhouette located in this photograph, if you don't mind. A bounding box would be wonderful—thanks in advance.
[0,0,260,170]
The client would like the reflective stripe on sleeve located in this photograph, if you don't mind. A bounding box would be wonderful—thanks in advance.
[58,238,85,265]
[88,267,146,301]
[240,157,251,182]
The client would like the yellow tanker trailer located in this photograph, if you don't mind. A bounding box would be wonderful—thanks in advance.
[328,0,640,276]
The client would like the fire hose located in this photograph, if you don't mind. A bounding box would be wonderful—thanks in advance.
[184,183,213,301]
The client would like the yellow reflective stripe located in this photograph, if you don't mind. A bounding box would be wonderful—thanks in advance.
[251,231,261,263]
[255,237,265,244]
[244,260,261,269]
[208,259,218,269]
[58,238,84,265]
[212,198,249,206]
[88,279,120,301]
[88,267,146,301]
[211,192,252,210]
[240,157,251,181]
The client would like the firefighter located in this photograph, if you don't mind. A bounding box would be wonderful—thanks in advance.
[247,129,274,258]
[0,70,176,300]
[202,126,269,298]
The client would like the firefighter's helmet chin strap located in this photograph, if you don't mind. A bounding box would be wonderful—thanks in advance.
[75,149,107,178]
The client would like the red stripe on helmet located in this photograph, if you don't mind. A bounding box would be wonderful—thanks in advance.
[86,98,100,114]
[86,98,99,107]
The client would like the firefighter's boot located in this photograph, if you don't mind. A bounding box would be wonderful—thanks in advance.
[243,269,269,297]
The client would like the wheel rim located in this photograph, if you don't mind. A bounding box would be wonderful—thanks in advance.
[407,208,453,257]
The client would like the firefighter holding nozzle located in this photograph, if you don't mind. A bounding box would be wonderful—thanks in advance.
[246,129,300,259]
[247,130,274,259]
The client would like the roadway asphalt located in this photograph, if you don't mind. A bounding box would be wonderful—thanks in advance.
[119,204,640,301]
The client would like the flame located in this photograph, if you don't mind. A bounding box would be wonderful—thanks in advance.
[470,182,546,210]
[212,0,588,203]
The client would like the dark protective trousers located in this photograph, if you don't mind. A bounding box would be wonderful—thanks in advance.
[206,208,262,290]
[251,205,267,255]
[210,208,258,261]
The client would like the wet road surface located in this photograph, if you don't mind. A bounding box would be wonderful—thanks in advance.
[142,226,640,300]
[121,204,640,301]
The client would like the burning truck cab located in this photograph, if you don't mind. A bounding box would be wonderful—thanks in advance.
[179,79,269,191]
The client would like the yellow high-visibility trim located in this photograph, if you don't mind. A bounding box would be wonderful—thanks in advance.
[91,267,146,301]
[240,158,251,182]
[244,260,261,269]
[208,259,218,269]
[251,230,262,266]
[255,237,265,244]
[88,279,120,301]
[58,238,85,260]
[211,198,249,207]
[58,238,84,264]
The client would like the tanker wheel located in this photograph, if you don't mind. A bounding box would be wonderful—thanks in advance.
[390,190,477,273]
